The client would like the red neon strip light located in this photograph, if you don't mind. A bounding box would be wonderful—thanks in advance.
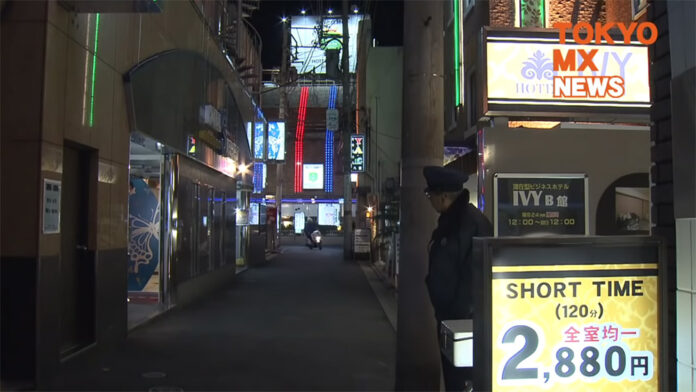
[294,87,309,192]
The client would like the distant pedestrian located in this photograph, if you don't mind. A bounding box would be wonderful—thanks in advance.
[422,166,492,391]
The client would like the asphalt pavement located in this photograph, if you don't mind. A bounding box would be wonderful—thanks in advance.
[55,244,396,391]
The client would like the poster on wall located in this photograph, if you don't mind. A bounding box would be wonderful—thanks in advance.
[254,122,265,159]
[303,164,324,190]
[483,237,663,392]
[294,211,305,234]
[249,203,260,225]
[267,122,286,160]
[127,176,161,294]
[43,179,61,234]
[494,173,588,237]
[318,203,341,226]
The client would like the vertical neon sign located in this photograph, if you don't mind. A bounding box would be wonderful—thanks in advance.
[325,85,338,192]
[294,87,310,193]
[453,0,461,106]
[253,162,264,193]
[89,13,100,127]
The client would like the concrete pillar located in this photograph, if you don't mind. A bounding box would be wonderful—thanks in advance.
[395,1,444,389]
[274,18,290,251]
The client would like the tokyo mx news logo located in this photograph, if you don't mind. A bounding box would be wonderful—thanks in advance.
[551,22,657,99]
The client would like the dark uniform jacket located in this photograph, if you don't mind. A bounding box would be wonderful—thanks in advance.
[425,192,493,322]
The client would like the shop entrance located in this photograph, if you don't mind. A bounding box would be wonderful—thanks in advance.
[127,133,167,328]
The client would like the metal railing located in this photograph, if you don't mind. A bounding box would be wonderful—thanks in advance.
[192,0,262,100]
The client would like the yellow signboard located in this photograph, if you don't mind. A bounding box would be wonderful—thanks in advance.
[491,263,659,391]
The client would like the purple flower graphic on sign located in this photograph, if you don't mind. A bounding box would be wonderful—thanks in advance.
[521,50,554,80]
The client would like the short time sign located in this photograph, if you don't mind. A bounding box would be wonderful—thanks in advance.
[476,237,665,392]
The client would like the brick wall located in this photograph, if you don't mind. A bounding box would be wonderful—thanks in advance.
[605,0,633,24]
[489,0,514,27]
[489,0,617,27]
[648,1,677,389]
[548,0,606,25]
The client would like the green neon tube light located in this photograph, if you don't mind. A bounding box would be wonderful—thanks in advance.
[540,0,545,27]
[89,13,100,127]
[521,0,525,27]
[454,0,461,106]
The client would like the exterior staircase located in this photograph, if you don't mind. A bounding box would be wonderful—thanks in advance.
[219,0,262,99]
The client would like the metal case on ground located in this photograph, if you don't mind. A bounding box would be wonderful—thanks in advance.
[440,319,474,367]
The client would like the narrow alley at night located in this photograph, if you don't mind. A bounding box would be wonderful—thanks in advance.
[1,0,694,391]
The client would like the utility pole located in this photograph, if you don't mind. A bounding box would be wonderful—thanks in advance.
[395,1,444,390]
[274,17,289,252]
[342,0,353,260]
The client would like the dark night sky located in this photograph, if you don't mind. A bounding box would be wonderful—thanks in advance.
[250,0,404,69]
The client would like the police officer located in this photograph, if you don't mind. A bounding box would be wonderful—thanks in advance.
[423,166,492,391]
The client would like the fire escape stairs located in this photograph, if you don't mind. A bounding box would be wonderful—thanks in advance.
[219,0,261,89]
[241,0,259,16]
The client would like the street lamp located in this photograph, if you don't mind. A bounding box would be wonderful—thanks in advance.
[239,163,250,175]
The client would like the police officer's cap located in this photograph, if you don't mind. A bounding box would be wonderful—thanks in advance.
[423,166,469,193]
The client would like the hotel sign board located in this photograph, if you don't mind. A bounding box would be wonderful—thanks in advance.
[483,28,651,119]
[474,237,667,392]
[493,173,588,237]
